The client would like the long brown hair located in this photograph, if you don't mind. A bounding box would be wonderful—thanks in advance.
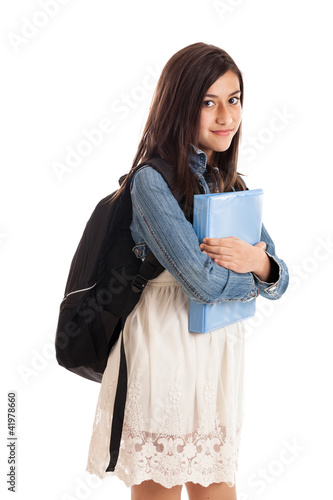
[114,42,246,216]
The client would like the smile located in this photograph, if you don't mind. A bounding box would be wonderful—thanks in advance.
[211,129,233,136]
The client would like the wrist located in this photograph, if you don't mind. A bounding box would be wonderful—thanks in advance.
[252,248,271,282]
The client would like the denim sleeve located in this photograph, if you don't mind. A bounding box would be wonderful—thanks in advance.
[252,223,289,300]
[130,166,258,304]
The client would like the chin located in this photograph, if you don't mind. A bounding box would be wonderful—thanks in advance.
[216,139,235,152]
[214,145,232,153]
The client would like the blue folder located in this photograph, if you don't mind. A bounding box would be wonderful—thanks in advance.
[189,189,264,333]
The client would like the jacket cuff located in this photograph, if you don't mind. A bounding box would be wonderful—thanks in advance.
[252,251,282,299]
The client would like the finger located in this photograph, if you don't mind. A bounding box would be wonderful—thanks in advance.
[254,241,266,250]
[202,248,235,259]
[200,243,235,253]
[213,259,241,273]
[202,237,238,247]
[203,251,235,262]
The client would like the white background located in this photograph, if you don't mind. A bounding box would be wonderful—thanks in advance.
[1,0,332,499]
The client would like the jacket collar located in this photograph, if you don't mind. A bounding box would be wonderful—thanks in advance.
[188,144,237,193]
[189,144,220,175]
[189,145,208,174]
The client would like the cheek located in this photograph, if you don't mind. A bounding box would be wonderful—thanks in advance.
[234,107,242,126]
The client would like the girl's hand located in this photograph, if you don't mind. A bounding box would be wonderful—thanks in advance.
[200,236,272,281]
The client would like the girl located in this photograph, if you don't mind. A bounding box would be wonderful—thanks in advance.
[86,42,289,500]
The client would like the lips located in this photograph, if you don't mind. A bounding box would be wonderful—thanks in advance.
[211,129,234,136]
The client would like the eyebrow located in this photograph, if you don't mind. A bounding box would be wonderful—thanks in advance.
[204,90,241,98]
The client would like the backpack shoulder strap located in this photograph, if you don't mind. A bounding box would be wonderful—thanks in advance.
[106,157,186,472]
[126,157,181,298]
[106,250,165,472]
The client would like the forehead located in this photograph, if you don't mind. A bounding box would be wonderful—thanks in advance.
[205,70,240,95]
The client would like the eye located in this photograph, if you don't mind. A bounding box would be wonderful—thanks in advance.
[203,99,215,108]
[229,97,240,105]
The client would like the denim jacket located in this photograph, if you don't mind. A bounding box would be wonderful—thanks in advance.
[129,145,289,304]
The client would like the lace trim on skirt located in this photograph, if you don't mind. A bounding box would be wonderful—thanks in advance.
[86,359,243,489]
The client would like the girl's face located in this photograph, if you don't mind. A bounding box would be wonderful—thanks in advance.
[198,70,242,163]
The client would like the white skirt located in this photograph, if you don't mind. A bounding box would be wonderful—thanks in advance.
[86,269,247,489]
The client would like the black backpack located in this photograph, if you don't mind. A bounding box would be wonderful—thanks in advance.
[55,157,188,472]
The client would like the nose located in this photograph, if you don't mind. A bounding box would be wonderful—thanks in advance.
[216,103,232,126]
